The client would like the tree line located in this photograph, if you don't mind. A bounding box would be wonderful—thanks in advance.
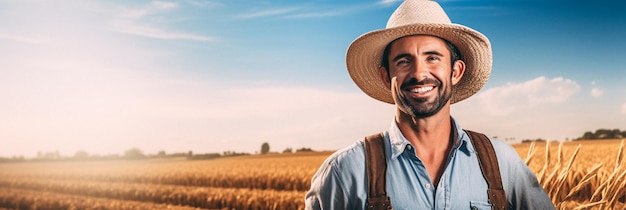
[575,129,626,140]
[515,128,624,143]
[0,142,316,163]
[0,148,227,163]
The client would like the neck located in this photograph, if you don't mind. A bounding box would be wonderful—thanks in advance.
[396,104,454,187]
[395,104,452,153]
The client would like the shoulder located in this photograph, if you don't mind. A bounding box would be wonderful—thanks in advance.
[485,137,529,172]
[488,138,535,188]
[308,139,369,190]
[320,140,367,171]
[489,138,520,161]
[306,139,369,209]
[463,130,521,165]
[488,138,555,208]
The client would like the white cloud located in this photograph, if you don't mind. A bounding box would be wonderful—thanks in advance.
[451,77,599,142]
[237,7,300,19]
[152,1,177,10]
[622,103,626,115]
[475,76,580,116]
[111,1,210,41]
[286,11,346,18]
[184,0,220,8]
[119,9,150,18]
[120,1,178,18]
[0,33,42,44]
[108,20,213,41]
[238,4,374,19]
[285,5,370,19]
[591,87,604,98]
[379,0,402,6]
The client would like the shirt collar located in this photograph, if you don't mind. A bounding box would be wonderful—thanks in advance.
[387,117,472,160]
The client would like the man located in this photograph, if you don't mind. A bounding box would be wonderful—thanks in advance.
[305,0,554,209]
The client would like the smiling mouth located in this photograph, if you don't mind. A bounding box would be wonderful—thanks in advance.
[400,77,440,96]
[408,86,435,94]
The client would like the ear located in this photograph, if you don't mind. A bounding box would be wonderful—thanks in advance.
[379,66,391,89]
[451,60,466,85]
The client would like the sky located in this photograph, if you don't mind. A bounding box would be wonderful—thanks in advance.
[1,0,625,158]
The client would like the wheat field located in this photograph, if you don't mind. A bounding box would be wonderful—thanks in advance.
[0,140,624,210]
[513,140,626,209]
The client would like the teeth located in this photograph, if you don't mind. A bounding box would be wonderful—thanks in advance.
[409,86,434,93]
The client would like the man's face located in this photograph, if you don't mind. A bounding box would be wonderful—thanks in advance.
[381,35,463,118]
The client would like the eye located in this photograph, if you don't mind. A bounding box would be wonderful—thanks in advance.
[395,58,411,66]
[427,56,441,61]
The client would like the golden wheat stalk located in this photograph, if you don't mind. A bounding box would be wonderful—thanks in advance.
[590,180,608,203]
[564,163,602,201]
[606,169,626,208]
[538,141,551,184]
[545,142,569,200]
[586,141,626,207]
[557,142,564,167]
[525,141,536,165]
[552,144,582,204]
[615,140,624,172]
[572,200,606,210]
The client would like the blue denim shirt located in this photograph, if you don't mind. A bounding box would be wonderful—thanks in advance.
[305,118,554,210]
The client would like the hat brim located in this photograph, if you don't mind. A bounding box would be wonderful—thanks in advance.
[346,23,492,104]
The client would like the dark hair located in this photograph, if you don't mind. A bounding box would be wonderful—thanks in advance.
[380,36,463,78]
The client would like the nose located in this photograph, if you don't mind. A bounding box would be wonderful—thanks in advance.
[408,60,429,81]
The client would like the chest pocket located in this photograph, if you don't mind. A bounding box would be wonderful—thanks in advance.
[470,201,492,210]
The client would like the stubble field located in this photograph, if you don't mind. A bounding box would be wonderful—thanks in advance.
[0,139,624,210]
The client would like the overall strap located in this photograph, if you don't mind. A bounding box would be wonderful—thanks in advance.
[465,130,508,210]
[364,133,393,210]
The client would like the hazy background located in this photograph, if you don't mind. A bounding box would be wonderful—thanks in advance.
[1,0,625,158]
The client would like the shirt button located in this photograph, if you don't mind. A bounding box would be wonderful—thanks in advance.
[425,184,431,189]
[406,145,413,150]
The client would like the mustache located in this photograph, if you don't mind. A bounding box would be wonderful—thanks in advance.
[400,77,441,89]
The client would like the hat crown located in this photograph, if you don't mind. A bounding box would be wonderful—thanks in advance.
[386,0,451,28]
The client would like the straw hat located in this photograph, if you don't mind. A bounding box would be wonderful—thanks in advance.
[346,0,492,104]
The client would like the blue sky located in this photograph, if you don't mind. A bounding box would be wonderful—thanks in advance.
[1,0,625,158]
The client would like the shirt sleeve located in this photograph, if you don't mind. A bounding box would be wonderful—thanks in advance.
[304,158,350,210]
[492,140,556,210]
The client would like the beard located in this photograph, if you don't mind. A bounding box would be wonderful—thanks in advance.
[391,76,452,118]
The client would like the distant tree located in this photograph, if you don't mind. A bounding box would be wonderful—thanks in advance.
[576,129,625,140]
[296,147,314,152]
[73,150,89,159]
[261,142,270,154]
[521,138,546,143]
[187,153,221,160]
[43,151,60,160]
[222,150,250,157]
[124,148,145,159]
[581,131,595,140]
[610,129,622,138]
[283,148,293,153]
[157,150,166,157]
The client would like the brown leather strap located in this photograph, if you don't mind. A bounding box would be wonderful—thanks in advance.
[465,130,508,210]
[364,133,393,210]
